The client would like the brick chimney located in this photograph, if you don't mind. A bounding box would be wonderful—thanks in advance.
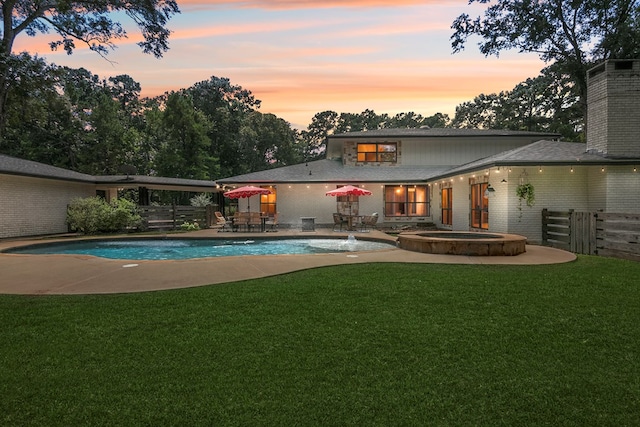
[586,59,640,158]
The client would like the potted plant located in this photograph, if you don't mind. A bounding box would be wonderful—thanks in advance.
[516,183,535,218]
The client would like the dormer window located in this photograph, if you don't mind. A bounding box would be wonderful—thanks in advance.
[357,142,397,163]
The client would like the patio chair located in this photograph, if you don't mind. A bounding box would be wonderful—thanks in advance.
[333,213,348,231]
[265,213,278,232]
[359,213,379,232]
[248,212,262,232]
[214,211,231,231]
[232,212,248,232]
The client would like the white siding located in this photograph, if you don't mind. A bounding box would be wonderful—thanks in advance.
[401,138,539,166]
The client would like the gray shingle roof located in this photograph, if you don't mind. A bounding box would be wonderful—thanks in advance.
[217,159,450,184]
[438,140,638,179]
[331,128,560,139]
[0,154,95,182]
[0,154,218,190]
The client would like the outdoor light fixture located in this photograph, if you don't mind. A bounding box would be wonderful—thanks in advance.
[484,184,496,197]
[539,166,543,173]
[570,166,574,173]
[501,179,507,184]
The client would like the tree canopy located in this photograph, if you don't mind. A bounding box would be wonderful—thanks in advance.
[0,0,180,134]
[451,0,640,120]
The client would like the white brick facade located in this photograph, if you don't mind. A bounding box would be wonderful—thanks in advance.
[0,174,95,239]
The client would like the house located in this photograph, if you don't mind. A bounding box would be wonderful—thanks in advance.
[0,156,218,239]
[218,59,640,243]
[2,59,638,243]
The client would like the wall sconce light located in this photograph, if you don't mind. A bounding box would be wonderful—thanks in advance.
[634,166,638,172]
[484,184,495,197]
[601,167,605,172]
[539,166,543,173]
[501,178,507,184]
[570,166,574,173]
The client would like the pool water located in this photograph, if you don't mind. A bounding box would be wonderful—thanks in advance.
[7,238,395,260]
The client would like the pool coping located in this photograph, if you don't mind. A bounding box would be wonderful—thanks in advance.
[0,228,577,295]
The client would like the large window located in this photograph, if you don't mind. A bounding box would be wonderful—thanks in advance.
[384,185,429,217]
[260,187,277,215]
[357,142,397,163]
[441,187,452,226]
[470,182,488,229]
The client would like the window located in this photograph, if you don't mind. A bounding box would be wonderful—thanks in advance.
[357,142,397,163]
[260,187,277,215]
[384,185,429,217]
[470,183,488,229]
[441,187,452,226]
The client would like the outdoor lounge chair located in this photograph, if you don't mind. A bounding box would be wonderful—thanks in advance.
[333,213,348,231]
[214,211,231,231]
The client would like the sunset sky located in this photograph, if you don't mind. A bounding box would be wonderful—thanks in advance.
[14,0,547,129]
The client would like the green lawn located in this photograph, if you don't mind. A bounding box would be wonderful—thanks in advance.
[1,256,639,426]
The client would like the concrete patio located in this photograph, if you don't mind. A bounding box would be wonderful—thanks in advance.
[0,228,576,295]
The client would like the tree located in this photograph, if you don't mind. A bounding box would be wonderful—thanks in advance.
[0,53,87,167]
[79,93,136,175]
[236,111,300,174]
[154,92,215,180]
[385,112,450,128]
[0,0,180,134]
[182,76,261,177]
[300,110,339,161]
[451,0,640,122]
[451,64,583,141]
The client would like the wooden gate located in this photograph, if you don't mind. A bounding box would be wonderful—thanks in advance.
[542,209,640,261]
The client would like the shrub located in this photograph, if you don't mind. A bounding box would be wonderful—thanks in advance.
[180,221,200,231]
[67,197,142,234]
[190,193,212,207]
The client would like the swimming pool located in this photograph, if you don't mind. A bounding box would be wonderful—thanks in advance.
[6,237,396,260]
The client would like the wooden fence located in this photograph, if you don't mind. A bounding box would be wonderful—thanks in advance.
[542,209,640,261]
[139,205,215,231]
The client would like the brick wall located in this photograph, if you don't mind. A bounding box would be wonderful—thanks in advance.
[587,59,640,158]
[0,174,95,239]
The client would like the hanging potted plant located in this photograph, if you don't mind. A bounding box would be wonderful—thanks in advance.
[516,182,535,217]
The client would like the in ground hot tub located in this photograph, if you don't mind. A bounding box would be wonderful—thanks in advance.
[397,231,527,256]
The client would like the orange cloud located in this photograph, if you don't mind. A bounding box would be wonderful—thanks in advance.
[180,0,449,11]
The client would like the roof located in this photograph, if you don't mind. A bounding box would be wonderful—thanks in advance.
[330,128,561,139]
[437,140,639,179]
[0,154,95,183]
[0,154,219,191]
[217,159,450,184]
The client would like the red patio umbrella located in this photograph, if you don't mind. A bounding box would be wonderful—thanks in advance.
[325,185,372,216]
[325,185,372,197]
[223,185,271,211]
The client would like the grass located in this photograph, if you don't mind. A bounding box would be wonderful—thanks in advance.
[1,256,639,426]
